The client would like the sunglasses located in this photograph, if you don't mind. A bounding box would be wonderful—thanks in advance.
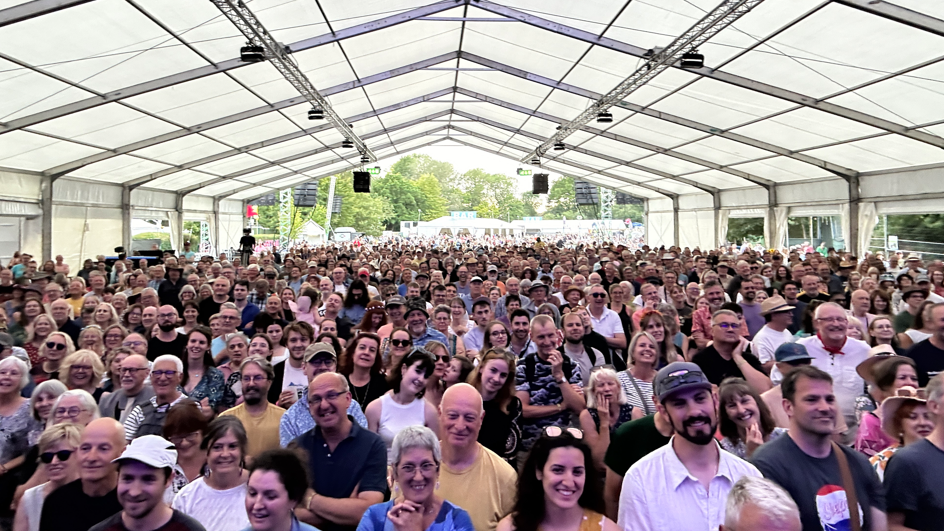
[45,341,67,350]
[543,426,584,440]
[40,449,74,464]
[391,339,412,347]
[590,293,607,298]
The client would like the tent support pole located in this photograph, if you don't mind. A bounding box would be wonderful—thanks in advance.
[122,186,132,256]
[41,175,53,262]
[849,176,860,256]
[672,196,680,248]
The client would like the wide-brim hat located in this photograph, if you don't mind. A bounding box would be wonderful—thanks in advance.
[760,295,795,316]
[855,346,896,383]
[880,386,928,439]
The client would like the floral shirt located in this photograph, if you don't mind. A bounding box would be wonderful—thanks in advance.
[0,401,41,463]
[870,444,901,482]
[185,366,236,412]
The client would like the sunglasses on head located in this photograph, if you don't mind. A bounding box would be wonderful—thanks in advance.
[40,449,74,464]
[543,426,584,440]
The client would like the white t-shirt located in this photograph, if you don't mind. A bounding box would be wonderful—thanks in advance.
[281,360,308,396]
[172,477,250,531]
[589,307,623,339]
[751,325,794,385]
[797,336,870,420]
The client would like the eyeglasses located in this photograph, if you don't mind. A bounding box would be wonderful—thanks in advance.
[54,407,85,418]
[713,322,740,330]
[490,329,507,336]
[390,339,412,347]
[151,370,178,379]
[122,341,145,348]
[40,449,74,464]
[590,293,607,298]
[543,426,583,439]
[45,342,67,350]
[307,358,336,368]
[815,317,848,324]
[241,374,269,384]
[308,391,344,407]
[397,462,438,476]
[168,432,201,446]
[119,367,149,375]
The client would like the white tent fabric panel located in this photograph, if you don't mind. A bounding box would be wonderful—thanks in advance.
[777,179,848,206]
[861,167,944,200]
[219,213,244,253]
[876,198,944,215]
[858,203,878,257]
[52,205,122,269]
[647,212,674,249]
[678,211,715,251]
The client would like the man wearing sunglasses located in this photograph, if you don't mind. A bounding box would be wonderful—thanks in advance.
[619,362,761,531]
[98,353,154,423]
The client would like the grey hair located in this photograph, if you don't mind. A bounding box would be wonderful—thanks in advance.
[52,389,101,421]
[724,476,800,530]
[928,373,944,405]
[141,287,158,296]
[813,302,846,320]
[152,354,184,373]
[586,368,627,408]
[0,357,30,391]
[30,379,68,421]
[391,425,441,467]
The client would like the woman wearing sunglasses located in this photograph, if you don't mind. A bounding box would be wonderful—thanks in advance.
[497,427,617,531]
[385,327,413,372]
[31,332,74,384]
[13,423,82,531]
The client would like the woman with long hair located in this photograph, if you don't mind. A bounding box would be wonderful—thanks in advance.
[23,313,56,369]
[354,301,387,336]
[608,284,634,326]
[177,301,200,335]
[772,266,791,292]
[265,322,289,364]
[579,368,635,470]
[182,326,235,415]
[103,324,128,355]
[172,416,251,531]
[91,303,119,329]
[718,377,785,459]
[868,315,904,354]
[121,303,144,331]
[656,304,689,361]
[30,332,74,384]
[469,348,520,462]
[898,300,935,349]
[496,428,616,531]
[854,353,919,457]
[247,334,273,361]
[100,347,132,394]
[59,349,105,402]
[76,326,104,358]
[366,347,440,463]
[932,269,944,298]
[422,341,449,408]
[616,332,658,415]
[636,310,678,368]
[442,356,474,389]
[481,321,511,354]
[162,401,210,502]
[279,287,297,322]
[870,290,893,316]
[385,327,413,372]
[10,299,46,346]
[27,379,67,444]
[110,292,128,318]
[339,333,388,410]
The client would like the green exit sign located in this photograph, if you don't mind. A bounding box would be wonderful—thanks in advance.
[367,167,381,175]
[517,168,532,176]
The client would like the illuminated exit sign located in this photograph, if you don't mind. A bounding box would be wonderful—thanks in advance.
[367,167,381,175]
[517,168,532,176]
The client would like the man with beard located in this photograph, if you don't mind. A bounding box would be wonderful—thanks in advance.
[40,418,125,531]
[294,372,386,531]
[495,278,529,320]
[752,367,887,531]
[89,435,205,531]
[618,362,761,531]
[146,306,187,361]
[99,352,155,422]
[508,309,537,358]
[278,342,368,446]
[198,277,231,325]
[404,297,447,348]
[691,280,732,349]
[436,384,516,531]
[738,276,764,339]
[268,322,313,408]
[560,312,605,385]
[692,310,770,393]
[220,358,285,458]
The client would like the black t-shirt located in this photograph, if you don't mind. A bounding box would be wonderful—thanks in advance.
[89,509,207,531]
[691,345,764,386]
[347,372,389,411]
[603,414,671,476]
[904,338,944,386]
[197,297,228,326]
[798,292,831,304]
[884,439,944,531]
[147,333,188,361]
[39,479,122,531]
[752,434,885,531]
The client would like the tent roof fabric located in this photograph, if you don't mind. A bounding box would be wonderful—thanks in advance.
[2,0,943,202]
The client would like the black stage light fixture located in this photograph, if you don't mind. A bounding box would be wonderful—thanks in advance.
[308,108,324,120]
[353,171,371,193]
[597,112,613,123]
[680,50,704,69]
[553,142,565,151]
[360,155,369,164]
[341,139,354,149]
[240,43,265,63]
[530,156,541,166]
[532,173,549,195]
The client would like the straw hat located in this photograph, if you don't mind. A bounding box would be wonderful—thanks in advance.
[880,386,928,439]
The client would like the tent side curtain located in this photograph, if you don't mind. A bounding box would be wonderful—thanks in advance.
[52,205,122,271]
[678,211,714,251]
[858,203,878,257]
[648,212,675,249]
[219,213,244,254]
[717,210,730,248]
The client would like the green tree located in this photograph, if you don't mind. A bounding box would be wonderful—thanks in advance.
[312,172,388,236]
[414,173,448,220]
[371,172,423,229]
[727,218,765,244]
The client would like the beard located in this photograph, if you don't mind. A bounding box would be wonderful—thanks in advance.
[243,388,263,406]
[564,336,583,345]
[672,414,717,446]
[158,322,177,332]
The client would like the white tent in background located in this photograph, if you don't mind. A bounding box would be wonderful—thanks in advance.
[299,220,327,245]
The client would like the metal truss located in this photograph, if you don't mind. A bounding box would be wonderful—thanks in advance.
[520,0,766,163]
[199,221,212,254]
[600,187,614,220]
[210,0,375,161]
[278,188,291,250]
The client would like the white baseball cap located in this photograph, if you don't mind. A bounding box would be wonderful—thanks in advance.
[113,435,178,471]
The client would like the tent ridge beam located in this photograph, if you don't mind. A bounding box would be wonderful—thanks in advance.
[832,0,944,37]
[0,0,93,27]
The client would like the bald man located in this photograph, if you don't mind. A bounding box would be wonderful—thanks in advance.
[436,384,516,531]
[146,305,187,361]
[40,418,126,531]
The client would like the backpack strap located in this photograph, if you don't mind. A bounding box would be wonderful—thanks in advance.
[831,441,862,531]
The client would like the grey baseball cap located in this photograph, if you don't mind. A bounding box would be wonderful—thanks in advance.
[654,362,712,401]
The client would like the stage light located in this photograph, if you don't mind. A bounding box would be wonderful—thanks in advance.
[308,108,324,120]
[597,112,613,123]
[680,51,704,69]
[530,156,540,166]
[360,155,369,164]
[240,43,265,63]
[553,142,565,151]
[341,139,354,149]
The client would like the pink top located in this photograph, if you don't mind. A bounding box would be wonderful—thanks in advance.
[855,410,896,457]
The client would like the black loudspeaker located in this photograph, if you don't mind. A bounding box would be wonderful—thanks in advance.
[353,171,370,193]
[532,173,549,194]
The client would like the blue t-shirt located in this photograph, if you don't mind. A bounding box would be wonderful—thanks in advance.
[357,500,474,531]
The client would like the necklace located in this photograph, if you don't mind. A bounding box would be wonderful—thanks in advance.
[352,378,370,406]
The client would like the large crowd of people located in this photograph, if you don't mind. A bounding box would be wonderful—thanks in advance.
[0,236,943,531]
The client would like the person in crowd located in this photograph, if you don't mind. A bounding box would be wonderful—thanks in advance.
[0,356,41,481]
[100,346,130,393]
[268,322,314,408]
[293,372,386,531]
[463,299,493,355]
[103,324,128,355]
[366,347,439,463]
[636,309,678,369]
[586,284,626,362]
[881,373,944,531]
[172,417,251,531]
[616,332,659,415]
[338,333,388,411]
[59,349,105,401]
[88,434,206,531]
[853,350,918,455]
[404,297,447,349]
[618,362,761,530]
[422,341,448,408]
[718,377,786,459]
[719,476,802,531]
[559,313,605,386]
[905,302,944,386]
[13,423,83,531]
[51,389,100,426]
[357,425,474,531]
[692,310,770,392]
[442,356,474,389]
[124,355,194,440]
[868,315,903,353]
[751,295,795,383]
[182,326,234,415]
[507,309,536,358]
[897,300,935,349]
[894,285,928,333]
[752,366,888,531]
[22,313,55,369]
[28,379,68,442]
[515,315,585,452]
[481,321,511,355]
[31,331,74,384]
[265,322,289,364]
[147,305,187,361]
[121,331,149,359]
[496,427,617,531]
[98,353,154,422]
[869,386,933,481]
[468,349,521,462]
[244,448,320,531]
[217,332,250,396]
[220,358,285,458]
[431,305,466,359]
[383,326,413,374]
[198,278,231,326]
[353,301,386,336]
[77,326,105,358]
[39,418,125,531]
[579,367,635,470]
[278,342,368,447]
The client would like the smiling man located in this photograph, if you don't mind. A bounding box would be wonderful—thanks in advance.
[618,362,760,531]
[220,358,285,458]
[436,384,516,531]
[89,435,205,531]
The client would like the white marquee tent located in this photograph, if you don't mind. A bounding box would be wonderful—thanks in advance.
[1,0,943,267]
